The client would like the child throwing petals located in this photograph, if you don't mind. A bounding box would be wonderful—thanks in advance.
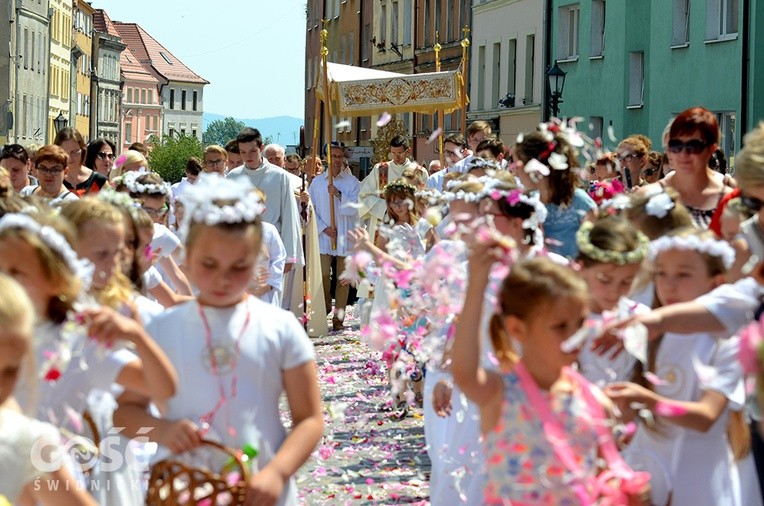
[452,253,650,505]
[114,174,323,505]
[605,228,756,505]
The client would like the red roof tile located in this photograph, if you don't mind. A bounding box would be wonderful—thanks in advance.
[113,22,208,85]
[93,10,158,85]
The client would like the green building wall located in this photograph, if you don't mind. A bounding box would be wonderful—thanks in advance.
[551,0,754,158]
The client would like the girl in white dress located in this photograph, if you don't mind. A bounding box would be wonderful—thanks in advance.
[574,215,651,385]
[605,228,749,505]
[114,174,323,505]
[0,273,96,505]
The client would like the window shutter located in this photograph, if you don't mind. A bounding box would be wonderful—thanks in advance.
[706,0,720,40]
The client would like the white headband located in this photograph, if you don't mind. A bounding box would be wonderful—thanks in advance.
[124,171,171,196]
[648,235,736,270]
[643,186,675,219]
[0,213,94,290]
[179,173,265,240]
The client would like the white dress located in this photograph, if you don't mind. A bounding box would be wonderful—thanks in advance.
[624,331,745,505]
[146,297,315,506]
[0,407,62,503]
[256,221,287,306]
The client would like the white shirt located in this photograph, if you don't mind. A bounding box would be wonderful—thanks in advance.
[147,297,314,506]
[308,170,360,257]
[426,165,460,192]
[20,185,79,204]
[171,177,193,201]
[228,161,304,265]
[259,221,286,292]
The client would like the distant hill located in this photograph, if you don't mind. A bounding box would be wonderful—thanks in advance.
[203,113,303,146]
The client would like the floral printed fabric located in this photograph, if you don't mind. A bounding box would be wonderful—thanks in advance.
[484,371,599,505]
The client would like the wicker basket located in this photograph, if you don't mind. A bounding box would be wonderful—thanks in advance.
[146,439,249,505]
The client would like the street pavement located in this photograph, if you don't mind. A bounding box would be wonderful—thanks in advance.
[288,306,431,505]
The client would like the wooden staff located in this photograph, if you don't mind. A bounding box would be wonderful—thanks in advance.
[301,170,308,331]
[434,34,445,171]
[320,22,337,251]
[461,26,470,137]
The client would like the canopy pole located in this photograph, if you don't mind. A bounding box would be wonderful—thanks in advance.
[460,26,470,137]
[434,34,445,171]
[320,21,337,251]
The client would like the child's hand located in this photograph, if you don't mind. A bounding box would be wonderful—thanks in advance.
[432,379,453,417]
[348,227,371,252]
[603,382,657,411]
[591,312,663,357]
[80,306,142,347]
[245,466,285,506]
[157,419,201,454]
[467,236,504,281]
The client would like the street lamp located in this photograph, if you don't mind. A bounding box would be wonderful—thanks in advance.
[54,112,68,133]
[546,61,567,118]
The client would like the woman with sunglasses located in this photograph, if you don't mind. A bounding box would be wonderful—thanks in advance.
[641,151,664,184]
[640,107,732,229]
[616,134,652,188]
[54,128,109,197]
[85,138,117,178]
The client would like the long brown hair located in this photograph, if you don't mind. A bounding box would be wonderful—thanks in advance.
[514,129,580,206]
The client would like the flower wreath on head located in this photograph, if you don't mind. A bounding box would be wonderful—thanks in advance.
[442,175,483,203]
[97,188,143,221]
[124,171,171,196]
[0,213,95,290]
[642,185,676,219]
[477,175,549,244]
[465,157,500,173]
[576,221,650,266]
[647,234,736,270]
[178,173,265,241]
[380,180,419,198]
[415,187,443,204]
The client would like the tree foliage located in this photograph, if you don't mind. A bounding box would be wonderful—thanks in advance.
[147,134,203,184]
[202,116,247,147]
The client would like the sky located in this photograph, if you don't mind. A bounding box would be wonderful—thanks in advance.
[94,0,307,120]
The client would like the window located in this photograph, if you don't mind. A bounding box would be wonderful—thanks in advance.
[491,42,501,108]
[628,51,644,107]
[169,127,175,138]
[590,116,604,140]
[672,0,690,46]
[590,0,605,57]
[403,0,412,45]
[148,89,153,104]
[706,0,738,40]
[717,111,735,168]
[181,90,187,110]
[24,29,29,69]
[423,0,430,47]
[31,32,35,70]
[127,88,133,103]
[141,89,146,104]
[391,1,399,44]
[125,122,132,143]
[524,34,535,105]
[192,129,197,138]
[159,51,174,65]
[434,0,440,37]
[363,22,371,60]
[557,4,580,60]
[476,45,485,109]
[507,39,517,98]
[153,115,158,131]
[447,0,455,39]
[169,89,175,109]
[380,3,387,45]
[193,91,198,111]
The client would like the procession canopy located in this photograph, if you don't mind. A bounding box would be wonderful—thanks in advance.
[316,62,464,117]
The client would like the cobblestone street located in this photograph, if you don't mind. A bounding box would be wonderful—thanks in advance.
[289,307,431,505]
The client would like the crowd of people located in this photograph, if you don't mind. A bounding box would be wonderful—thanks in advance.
[1,104,764,505]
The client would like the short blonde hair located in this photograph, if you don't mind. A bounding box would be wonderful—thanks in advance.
[204,145,228,159]
[110,150,148,179]
[735,122,764,191]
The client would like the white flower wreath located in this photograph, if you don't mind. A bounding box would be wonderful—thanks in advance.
[648,234,736,270]
[124,171,171,195]
[643,186,675,219]
[178,173,265,240]
[0,213,94,290]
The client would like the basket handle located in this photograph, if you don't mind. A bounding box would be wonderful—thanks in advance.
[197,439,250,480]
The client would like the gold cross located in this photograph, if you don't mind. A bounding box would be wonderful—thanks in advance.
[462,25,470,39]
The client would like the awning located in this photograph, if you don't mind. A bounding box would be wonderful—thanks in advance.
[316,62,465,117]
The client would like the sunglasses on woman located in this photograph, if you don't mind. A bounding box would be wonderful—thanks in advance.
[667,139,707,155]
[97,152,114,160]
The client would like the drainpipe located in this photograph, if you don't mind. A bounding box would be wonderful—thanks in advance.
[541,0,552,122]
[740,0,750,147]
[14,3,20,143]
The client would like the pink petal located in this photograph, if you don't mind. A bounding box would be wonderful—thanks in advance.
[426,128,443,145]
[655,400,688,417]
[643,371,668,386]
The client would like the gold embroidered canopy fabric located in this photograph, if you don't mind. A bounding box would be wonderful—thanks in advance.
[316,62,464,116]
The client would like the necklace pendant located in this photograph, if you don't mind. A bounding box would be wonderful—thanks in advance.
[202,339,238,375]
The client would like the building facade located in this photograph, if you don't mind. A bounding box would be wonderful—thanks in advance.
[412,0,470,161]
[91,9,126,145]
[71,0,94,139]
[113,22,207,143]
[550,0,763,160]
[6,0,51,145]
[48,0,72,142]
[469,0,543,147]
